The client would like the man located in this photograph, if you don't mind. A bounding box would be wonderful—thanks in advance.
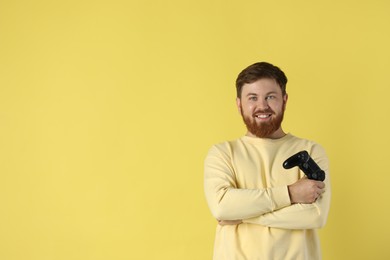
[204,62,331,260]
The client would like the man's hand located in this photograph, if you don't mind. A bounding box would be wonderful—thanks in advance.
[217,219,243,226]
[288,177,325,204]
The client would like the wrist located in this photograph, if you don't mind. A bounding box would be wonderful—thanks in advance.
[287,185,295,204]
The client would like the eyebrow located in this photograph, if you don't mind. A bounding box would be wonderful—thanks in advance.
[245,91,278,97]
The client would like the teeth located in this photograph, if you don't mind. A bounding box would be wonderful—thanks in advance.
[256,114,270,118]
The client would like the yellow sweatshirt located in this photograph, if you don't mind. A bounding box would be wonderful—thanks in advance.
[204,134,331,260]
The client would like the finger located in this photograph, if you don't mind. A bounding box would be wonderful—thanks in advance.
[315,189,325,196]
[317,189,325,197]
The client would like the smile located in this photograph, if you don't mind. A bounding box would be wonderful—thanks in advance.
[255,114,272,119]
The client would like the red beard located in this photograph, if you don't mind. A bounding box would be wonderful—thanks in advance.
[241,107,284,138]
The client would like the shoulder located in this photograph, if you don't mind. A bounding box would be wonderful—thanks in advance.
[205,138,244,159]
[288,134,325,150]
[288,134,328,162]
[206,139,235,153]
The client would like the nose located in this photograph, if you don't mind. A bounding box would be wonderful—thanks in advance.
[257,98,269,110]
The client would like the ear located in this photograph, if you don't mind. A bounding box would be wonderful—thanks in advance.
[236,97,242,114]
[283,93,288,110]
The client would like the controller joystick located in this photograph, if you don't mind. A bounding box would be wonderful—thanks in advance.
[283,151,325,181]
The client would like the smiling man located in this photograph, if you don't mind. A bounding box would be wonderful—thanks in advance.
[204,62,331,260]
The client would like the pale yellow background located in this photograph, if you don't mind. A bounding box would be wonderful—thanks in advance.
[1,0,389,259]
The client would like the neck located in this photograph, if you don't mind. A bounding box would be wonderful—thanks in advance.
[246,128,286,139]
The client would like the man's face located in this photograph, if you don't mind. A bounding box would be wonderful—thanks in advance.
[236,78,288,139]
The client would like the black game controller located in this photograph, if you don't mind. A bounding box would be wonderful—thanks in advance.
[283,151,325,181]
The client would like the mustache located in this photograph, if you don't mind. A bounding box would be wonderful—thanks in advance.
[253,108,275,115]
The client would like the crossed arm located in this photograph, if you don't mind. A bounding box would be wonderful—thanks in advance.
[217,178,325,228]
[204,145,331,230]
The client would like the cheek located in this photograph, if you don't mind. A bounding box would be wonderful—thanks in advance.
[271,101,285,112]
[242,104,255,115]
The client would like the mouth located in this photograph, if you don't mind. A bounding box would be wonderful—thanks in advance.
[254,113,272,120]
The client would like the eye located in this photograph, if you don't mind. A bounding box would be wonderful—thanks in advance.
[248,96,257,101]
[265,95,276,100]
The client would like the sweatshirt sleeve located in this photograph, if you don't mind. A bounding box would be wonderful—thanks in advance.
[204,144,291,221]
[243,144,331,229]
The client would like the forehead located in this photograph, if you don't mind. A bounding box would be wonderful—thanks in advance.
[241,78,282,95]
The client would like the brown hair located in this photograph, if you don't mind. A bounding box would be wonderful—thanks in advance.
[235,62,288,98]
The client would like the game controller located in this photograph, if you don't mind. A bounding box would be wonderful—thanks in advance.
[283,150,325,181]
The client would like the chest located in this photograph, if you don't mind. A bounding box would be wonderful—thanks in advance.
[230,146,302,189]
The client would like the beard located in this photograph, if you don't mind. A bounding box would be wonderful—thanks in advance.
[241,107,285,138]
